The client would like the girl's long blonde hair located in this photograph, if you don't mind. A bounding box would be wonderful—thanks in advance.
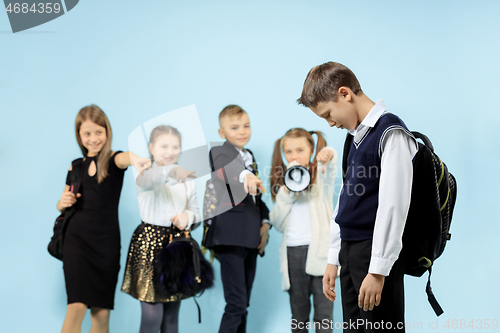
[75,105,113,184]
[270,128,326,201]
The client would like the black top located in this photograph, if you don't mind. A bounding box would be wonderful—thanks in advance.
[62,151,127,309]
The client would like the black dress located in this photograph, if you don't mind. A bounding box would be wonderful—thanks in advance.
[63,151,126,309]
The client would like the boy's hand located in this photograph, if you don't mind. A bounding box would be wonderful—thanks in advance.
[170,166,196,182]
[316,149,334,173]
[171,212,189,230]
[358,273,385,311]
[323,264,338,301]
[257,223,270,255]
[244,173,264,195]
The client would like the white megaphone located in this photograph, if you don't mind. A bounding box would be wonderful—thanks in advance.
[284,163,311,192]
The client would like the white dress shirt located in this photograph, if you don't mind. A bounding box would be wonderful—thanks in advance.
[235,147,270,225]
[327,100,418,276]
[238,148,255,182]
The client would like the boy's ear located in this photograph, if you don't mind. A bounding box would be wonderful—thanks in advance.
[338,87,352,102]
[148,142,153,153]
[218,128,226,139]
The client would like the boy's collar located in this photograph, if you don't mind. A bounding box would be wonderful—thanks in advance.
[223,140,245,152]
[348,99,386,135]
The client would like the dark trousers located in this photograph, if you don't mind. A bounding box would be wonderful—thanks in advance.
[339,239,405,333]
[288,245,333,333]
[215,245,258,333]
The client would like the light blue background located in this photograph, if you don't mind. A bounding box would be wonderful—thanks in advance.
[1,0,499,332]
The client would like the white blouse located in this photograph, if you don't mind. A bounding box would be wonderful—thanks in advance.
[135,163,200,228]
[286,195,312,246]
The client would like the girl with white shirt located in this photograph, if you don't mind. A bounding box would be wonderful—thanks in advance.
[269,128,337,333]
[121,125,200,333]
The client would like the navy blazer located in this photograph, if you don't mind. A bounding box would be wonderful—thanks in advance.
[204,141,269,248]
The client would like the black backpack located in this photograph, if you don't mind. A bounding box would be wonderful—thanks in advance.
[48,158,84,260]
[201,149,220,258]
[201,178,217,257]
[342,131,457,316]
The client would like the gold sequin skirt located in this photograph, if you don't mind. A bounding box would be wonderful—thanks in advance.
[121,222,188,303]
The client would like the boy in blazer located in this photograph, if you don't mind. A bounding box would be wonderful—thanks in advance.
[205,105,270,333]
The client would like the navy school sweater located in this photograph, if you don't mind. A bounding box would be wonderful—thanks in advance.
[336,112,413,241]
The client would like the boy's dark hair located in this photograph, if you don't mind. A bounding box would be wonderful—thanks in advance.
[219,105,247,126]
[297,62,362,107]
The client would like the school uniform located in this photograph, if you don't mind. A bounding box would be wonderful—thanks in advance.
[205,141,270,333]
[328,100,418,332]
[121,163,201,303]
[120,162,201,332]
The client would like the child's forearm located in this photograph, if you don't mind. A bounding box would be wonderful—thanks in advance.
[317,161,337,201]
[328,224,341,266]
[269,188,295,232]
[328,201,341,266]
[183,210,199,230]
[116,151,153,174]
[136,165,177,189]
[56,200,65,213]
[114,151,132,169]
[318,147,337,180]
[186,188,201,223]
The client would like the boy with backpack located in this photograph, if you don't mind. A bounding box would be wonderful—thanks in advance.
[297,62,418,332]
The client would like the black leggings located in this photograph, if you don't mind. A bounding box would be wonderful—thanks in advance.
[139,301,181,333]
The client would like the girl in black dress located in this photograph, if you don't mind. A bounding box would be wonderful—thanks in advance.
[56,105,150,333]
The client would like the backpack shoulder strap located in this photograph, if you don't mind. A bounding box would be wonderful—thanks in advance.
[208,149,215,172]
[209,148,235,208]
[246,148,256,164]
[411,131,434,152]
[70,158,84,194]
[342,133,353,182]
